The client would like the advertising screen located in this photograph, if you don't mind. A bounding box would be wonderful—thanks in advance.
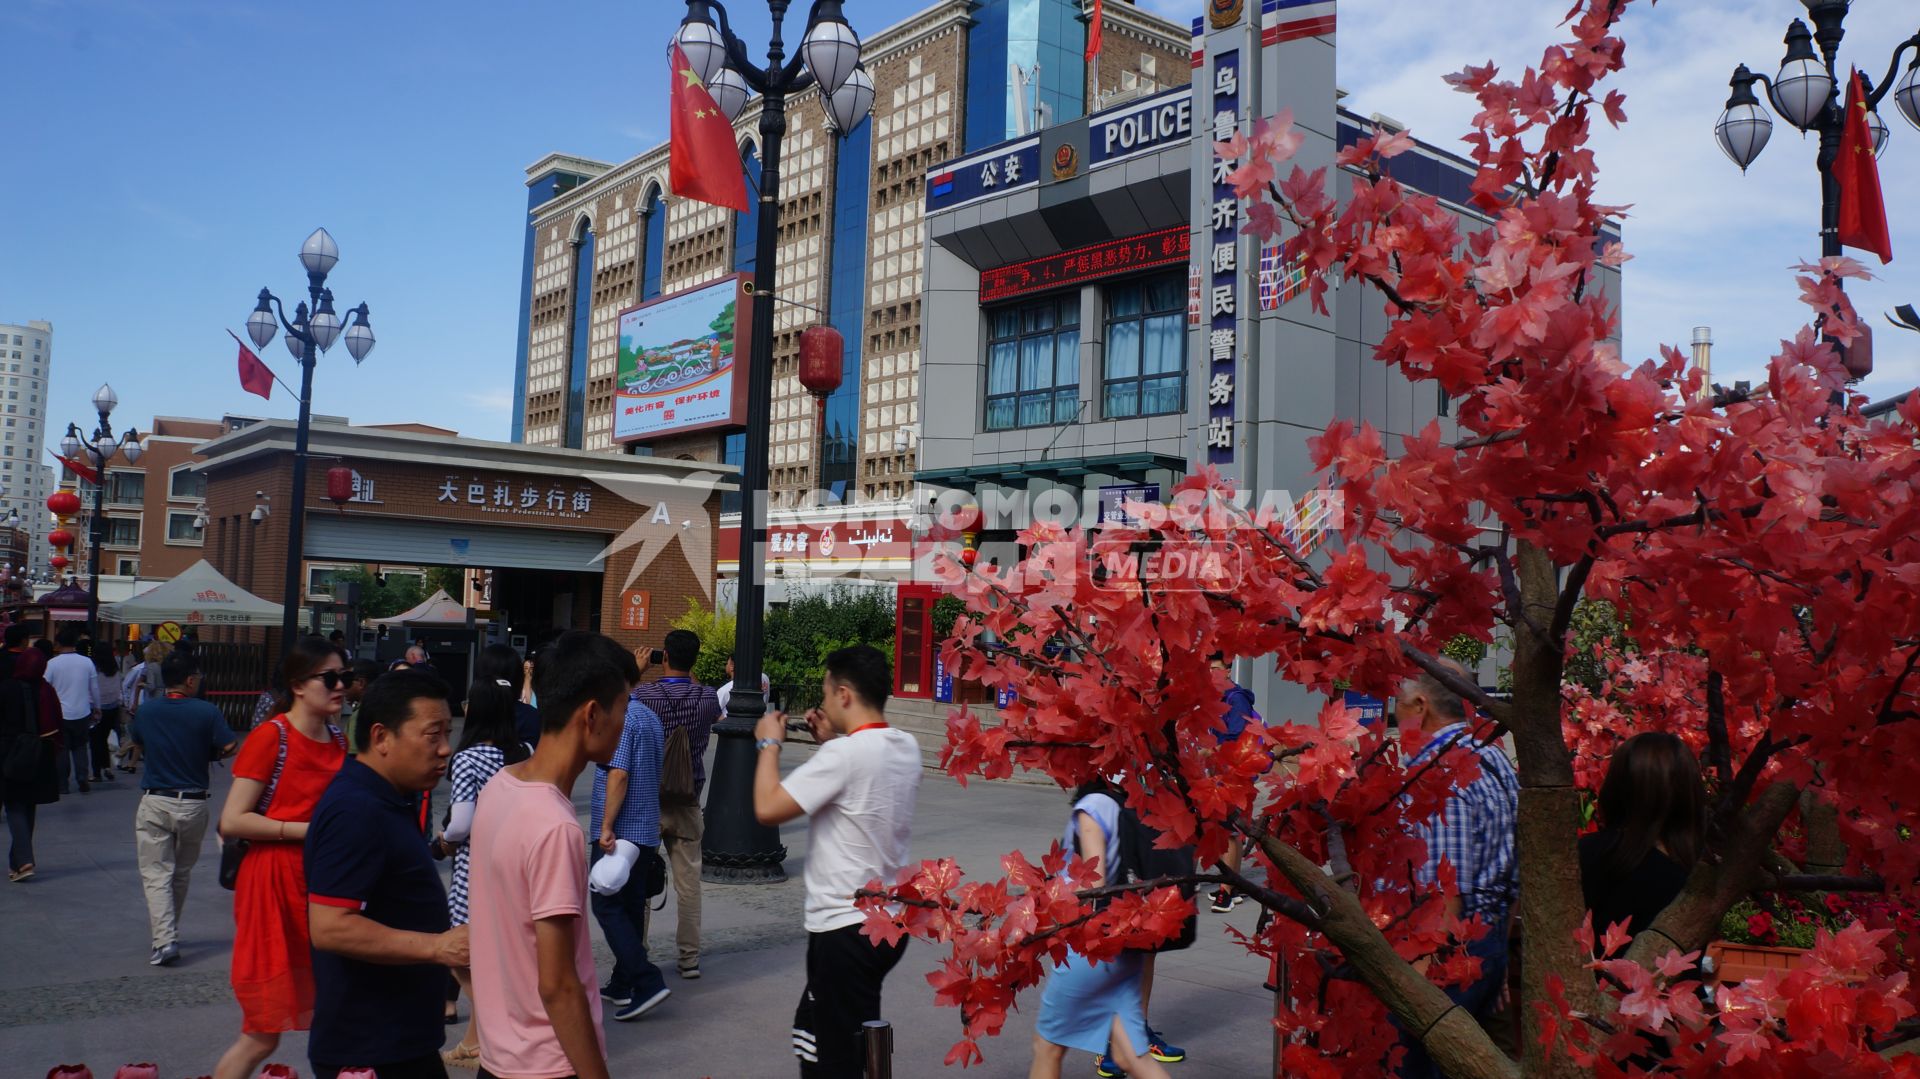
[613,275,749,441]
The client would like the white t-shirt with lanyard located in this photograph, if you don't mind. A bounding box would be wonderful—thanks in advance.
[780,721,922,932]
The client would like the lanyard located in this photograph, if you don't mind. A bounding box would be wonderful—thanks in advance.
[849,721,890,735]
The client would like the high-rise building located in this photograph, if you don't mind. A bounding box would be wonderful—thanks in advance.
[509,0,1188,517]
[0,320,54,575]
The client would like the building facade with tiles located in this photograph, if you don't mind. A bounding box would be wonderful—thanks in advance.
[509,0,1189,534]
[914,2,1622,714]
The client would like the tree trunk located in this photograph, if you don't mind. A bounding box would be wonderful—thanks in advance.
[1800,788,1847,876]
[1510,542,1600,1078]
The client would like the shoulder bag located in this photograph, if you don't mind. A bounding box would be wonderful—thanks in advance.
[218,719,346,890]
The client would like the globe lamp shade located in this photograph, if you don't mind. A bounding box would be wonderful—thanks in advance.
[299,227,340,276]
[247,295,279,350]
[826,66,875,136]
[800,4,861,96]
[675,12,729,84]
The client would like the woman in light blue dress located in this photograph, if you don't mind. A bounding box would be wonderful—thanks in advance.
[1030,782,1171,1079]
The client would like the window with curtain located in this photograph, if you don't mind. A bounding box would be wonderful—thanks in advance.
[984,294,1080,431]
[108,470,145,505]
[1102,273,1186,419]
[106,517,140,547]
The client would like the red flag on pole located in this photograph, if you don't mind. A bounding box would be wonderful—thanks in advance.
[228,329,274,400]
[1085,0,1104,63]
[668,44,750,213]
[56,454,99,485]
[1835,69,1892,264]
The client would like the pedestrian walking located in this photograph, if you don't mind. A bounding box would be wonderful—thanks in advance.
[1,623,60,882]
[44,627,98,794]
[589,670,669,1021]
[306,668,469,1079]
[631,628,720,980]
[337,658,380,754]
[129,650,238,966]
[211,637,352,1079]
[1030,780,1173,1079]
[432,675,532,1069]
[1392,661,1518,1079]
[755,645,921,1078]
[1207,654,1259,913]
[467,631,635,1079]
[715,652,769,715]
[90,643,124,784]
[120,639,165,771]
[475,643,541,750]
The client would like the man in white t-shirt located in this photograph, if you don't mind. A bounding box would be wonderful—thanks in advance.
[715,653,770,715]
[754,645,921,1078]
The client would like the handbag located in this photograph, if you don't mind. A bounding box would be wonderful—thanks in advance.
[643,844,668,905]
[218,719,346,889]
[219,719,288,890]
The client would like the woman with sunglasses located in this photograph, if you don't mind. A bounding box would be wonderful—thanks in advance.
[212,638,353,1079]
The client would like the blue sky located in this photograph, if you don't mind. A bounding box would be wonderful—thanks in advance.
[3,0,1914,470]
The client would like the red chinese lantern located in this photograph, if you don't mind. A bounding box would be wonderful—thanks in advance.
[798,324,844,430]
[50,555,68,571]
[326,466,355,507]
[46,490,80,517]
[47,528,74,551]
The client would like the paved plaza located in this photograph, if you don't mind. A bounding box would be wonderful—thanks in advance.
[0,742,1278,1078]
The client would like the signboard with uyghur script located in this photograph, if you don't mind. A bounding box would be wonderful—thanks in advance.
[613,275,752,442]
[980,227,1192,304]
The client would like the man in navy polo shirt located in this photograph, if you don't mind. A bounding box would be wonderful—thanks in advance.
[306,669,470,1079]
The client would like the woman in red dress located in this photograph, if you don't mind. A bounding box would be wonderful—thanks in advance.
[211,637,352,1079]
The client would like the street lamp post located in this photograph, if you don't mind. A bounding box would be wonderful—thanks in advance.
[675,0,874,883]
[61,383,144,640]
[1715,1,1920,375]
[244,229,377,647]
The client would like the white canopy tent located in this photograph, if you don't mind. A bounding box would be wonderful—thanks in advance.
[371,589,485,626]
[97,560,291,627]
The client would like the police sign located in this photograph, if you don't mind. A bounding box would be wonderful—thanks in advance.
[1090,88,1194,168]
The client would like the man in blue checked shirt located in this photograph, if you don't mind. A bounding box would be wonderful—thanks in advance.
[588,687,669,1022]
[1394,660,1518,1079]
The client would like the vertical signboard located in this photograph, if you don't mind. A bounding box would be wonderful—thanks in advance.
[1192,0,1256,476]
[1204,46,1241,466]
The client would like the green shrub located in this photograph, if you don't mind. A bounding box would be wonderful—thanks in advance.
[764,585,896,707]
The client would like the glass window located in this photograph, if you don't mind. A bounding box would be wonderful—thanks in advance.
[166,510,203,544]
[108,471,144,504]
[106,517,140,547]
[984,294,1079,431]
[169,466,207,501]
[1102,272,1186,419]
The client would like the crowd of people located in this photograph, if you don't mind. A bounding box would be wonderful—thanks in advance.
[0,615,1714,1079]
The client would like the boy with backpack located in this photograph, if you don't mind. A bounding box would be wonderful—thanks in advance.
[632,629,721,980]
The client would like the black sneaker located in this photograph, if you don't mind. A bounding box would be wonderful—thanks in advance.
[1210,888,1235,914]
[678,964,701,980]
[613,986,670,1021]
[159,944,180,967]
[149,948,166,967]
[600,985,632,1007]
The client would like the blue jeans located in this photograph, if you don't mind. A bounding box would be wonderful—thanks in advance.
[1395,913,1511,1079]
[588,846,666,1003]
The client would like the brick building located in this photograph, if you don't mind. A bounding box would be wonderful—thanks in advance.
[510,0,1188,516]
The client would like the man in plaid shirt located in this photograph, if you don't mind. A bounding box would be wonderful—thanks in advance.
[1395,661,1518,1079]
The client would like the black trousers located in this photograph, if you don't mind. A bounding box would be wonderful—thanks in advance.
[792,923,907,1078]
[316,1055,447,1079]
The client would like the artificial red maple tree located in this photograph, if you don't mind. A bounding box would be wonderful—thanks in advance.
[858,0,1920,1075]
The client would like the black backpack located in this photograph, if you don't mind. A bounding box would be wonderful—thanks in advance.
[1076,793,1200,952]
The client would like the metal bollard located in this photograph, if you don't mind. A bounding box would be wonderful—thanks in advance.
[862,1019,895,1079]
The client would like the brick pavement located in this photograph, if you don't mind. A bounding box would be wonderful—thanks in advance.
[0,741,1278,1078]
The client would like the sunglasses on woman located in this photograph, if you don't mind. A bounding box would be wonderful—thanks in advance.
[305,670,360,690]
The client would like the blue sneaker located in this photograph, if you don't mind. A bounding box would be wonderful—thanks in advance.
[1094,1054,1127,1078]
[1146,1026,1186,1063]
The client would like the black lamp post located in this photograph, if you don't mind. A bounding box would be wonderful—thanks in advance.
[60,383,144,640]
[674,0,875,883]
[244,228,377,647]
[1715,2,1920,376]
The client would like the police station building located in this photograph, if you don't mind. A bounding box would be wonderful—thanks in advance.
[915,0,1621,712]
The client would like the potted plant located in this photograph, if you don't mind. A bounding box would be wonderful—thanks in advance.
[1707,894,1852,984]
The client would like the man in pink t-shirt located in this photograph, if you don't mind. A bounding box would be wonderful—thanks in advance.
[467,632,637,1079]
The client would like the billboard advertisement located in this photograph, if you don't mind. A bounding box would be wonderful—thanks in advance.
[613,275,750,442]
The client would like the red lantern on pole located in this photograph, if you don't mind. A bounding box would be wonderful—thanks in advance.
[49,555,68,572]
[326,466,355,508]
[798,325,844,493]
[46,490,80,517]
[47,528,74,551]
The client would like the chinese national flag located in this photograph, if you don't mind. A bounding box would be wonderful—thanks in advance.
[669,44,749,213]
[56,455,98,485]
[1085,0,1104,62]
[1835,69,1892,264]
[228,329,274,400]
